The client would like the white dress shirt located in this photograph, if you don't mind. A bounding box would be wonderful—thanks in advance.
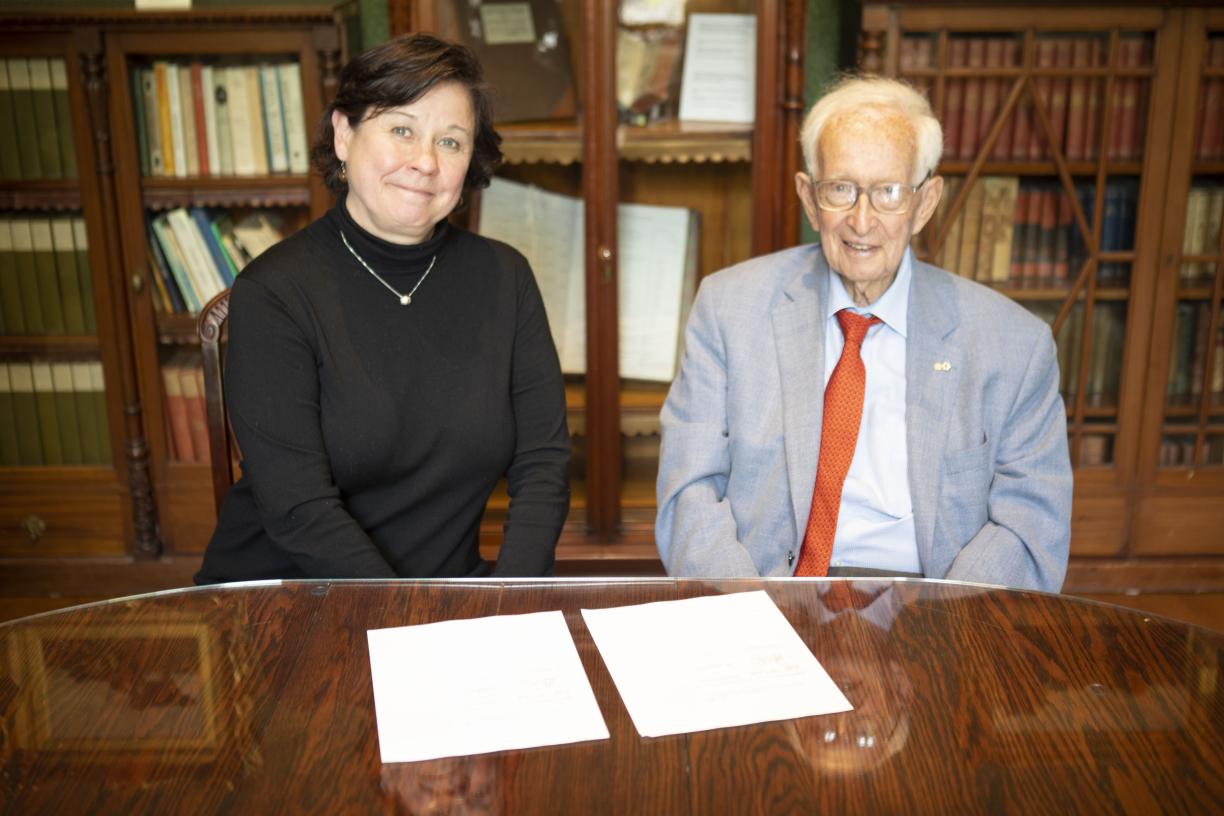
[822,249,920,574]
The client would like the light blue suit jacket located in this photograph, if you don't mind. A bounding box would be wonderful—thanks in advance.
[656,245,1072,592]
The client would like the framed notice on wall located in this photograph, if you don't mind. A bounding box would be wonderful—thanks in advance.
[678,13,756,124]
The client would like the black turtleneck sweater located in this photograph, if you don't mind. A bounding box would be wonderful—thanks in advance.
[195,201,570,582]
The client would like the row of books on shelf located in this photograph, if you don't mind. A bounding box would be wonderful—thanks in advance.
[160,356,212,465]
[1029,301,1125,411]
[0,57,76,181]
[1168,302,1224,401]
[1196,38,1224,161]
[132,60,309,179]
[0,216,95,336]
[1078,434,1112,468]
[146,208,285,315]
[934,177,1136,289]
[0,361,110,466]
[1182,183,1223,285]
[901,35,1147,162]
[1159,437,1224,468]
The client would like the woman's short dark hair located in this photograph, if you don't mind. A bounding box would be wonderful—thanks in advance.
[311,33,503,196]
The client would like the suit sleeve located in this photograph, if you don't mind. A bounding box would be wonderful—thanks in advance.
[224,275,397,578]
[944,325,1072,591]
[656,278,762,577]
[494,256,570,577]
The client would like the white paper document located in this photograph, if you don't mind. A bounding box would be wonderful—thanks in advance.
[678,13,757,124]
[581,590,852,738]
[367,611,609,763]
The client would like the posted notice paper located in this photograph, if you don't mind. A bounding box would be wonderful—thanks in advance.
[367,611,609,763]
[581,590,852,738]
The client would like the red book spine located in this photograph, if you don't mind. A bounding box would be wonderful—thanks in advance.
[979,37,1004,157]
[1065,38,1090,161]
[190,62,210,177]
[992,38,1020,161]
[1030,40,1058,159]
[1048,39,1074,160]
[959,37,986,160]
[944,38,968,160]
[1022,185,1044,285]
[1198,40,1224,159]
[1084,39,1103,161]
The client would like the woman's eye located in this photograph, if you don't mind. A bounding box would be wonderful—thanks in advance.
[439,137,462,150]
[391,126,411,138]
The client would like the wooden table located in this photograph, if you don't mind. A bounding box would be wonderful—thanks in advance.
[1,579,1221,814]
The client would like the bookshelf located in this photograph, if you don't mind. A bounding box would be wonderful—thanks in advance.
[0,10,343,572]
[104,11,342,554]
[860,2,1224,586]
[0,27,134,559]
[394,0,804,559]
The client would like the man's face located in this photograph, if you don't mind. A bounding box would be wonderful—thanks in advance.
[796,111,942,305]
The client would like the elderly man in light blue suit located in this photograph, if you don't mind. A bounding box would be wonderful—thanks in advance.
[656,76,1072,592]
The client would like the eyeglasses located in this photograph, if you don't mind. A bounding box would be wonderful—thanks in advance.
[811,175,931,215]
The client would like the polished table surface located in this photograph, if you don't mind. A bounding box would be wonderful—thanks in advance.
[1,578,1222,814]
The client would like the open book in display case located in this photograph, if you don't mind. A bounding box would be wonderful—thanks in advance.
[860,1,1224,589]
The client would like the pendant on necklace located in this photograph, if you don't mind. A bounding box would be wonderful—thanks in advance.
[400,295,411,306]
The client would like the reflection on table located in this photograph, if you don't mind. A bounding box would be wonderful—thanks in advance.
[1,579,1221,813]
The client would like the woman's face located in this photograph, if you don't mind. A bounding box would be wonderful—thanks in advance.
[333,81,475,245]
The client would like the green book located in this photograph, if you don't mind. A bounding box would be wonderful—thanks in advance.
[9,363,43,464]
[31,362,63,464]
[50,217,86,333]
[0,60,22,180]
[70,362,101,464]
[73,218,96,333]
[0,364,20,465]
[50,362,83,464]
[90,361,111,463]
[131,66,150,176]
[10,219,45,334]
[30,218,66,333]
[0,217,21,333]
[6,58,42,179]
[50,59,77,178]
[28,58,63,179]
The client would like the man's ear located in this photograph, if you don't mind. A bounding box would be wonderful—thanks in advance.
[910,174,945,236]
[795,172,821,233]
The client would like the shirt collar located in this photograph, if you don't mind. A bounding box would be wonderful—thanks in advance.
[825,247,912,339]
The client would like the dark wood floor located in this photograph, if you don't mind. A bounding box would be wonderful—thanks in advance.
[1,590,1221,632]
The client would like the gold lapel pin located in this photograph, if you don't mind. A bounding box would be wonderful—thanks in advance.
[933,361,952,372]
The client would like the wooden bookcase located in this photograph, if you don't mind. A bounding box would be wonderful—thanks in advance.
[860,2,1224,588]
[0,9,343,589]
[392,0,806,568]
[0,24,135,560]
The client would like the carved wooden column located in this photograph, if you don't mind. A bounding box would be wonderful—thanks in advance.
[78,39,160,557]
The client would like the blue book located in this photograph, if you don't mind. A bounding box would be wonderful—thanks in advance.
[190,207,235,287]
[150,214,201,313]
[146,217,186,314]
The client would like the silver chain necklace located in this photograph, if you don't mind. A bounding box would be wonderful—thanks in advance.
[339,229,437,306]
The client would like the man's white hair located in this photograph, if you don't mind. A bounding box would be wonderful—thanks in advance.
[799,74,943,186]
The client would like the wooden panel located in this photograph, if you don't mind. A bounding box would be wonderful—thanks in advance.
[157,465,217,554]
[1069,494,1128,556]
[0,470,125,557]
[1133,495,1224,555]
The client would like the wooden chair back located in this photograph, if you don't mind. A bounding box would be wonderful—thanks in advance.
[197,289,233,515]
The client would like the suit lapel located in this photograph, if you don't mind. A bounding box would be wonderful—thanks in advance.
[773,254,827,540]
[906,261,962,570]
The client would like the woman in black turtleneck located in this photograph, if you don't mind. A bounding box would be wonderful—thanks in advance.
[196,35,569,583]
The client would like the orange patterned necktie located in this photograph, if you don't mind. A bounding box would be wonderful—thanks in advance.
[795,309,881,576]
